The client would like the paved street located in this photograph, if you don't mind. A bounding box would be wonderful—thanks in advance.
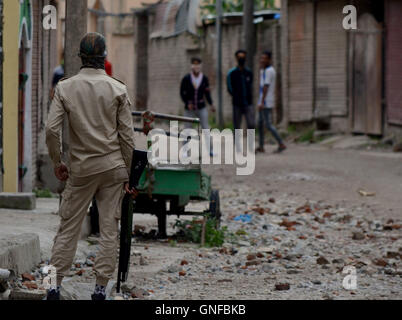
[1,141,401,299]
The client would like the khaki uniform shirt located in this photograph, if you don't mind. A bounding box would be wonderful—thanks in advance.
[46,68,135,177]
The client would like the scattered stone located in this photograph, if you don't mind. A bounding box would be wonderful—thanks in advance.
[246,254,256,261]
[275,283,290,291]
[22,282,38,290]
[131,287,149,299]
[393,141,402,152]
[179,270,186,277]
[245,260,261,266]
[386,252,401,259]
[373,259,388,267]
[87,252,96,259]
[75,270,85,276]
[317,256,330,265]
[21,273,35,281]
[217,279,232,283]
[139,256,147,266]
[85,259,94,266]
[352,232,365,240]
[262,264,274,273]
[167,265,181,273]
[332,258,344,264]
[0,269,11,280]
[180,260,189,266]
[9,288,46,300]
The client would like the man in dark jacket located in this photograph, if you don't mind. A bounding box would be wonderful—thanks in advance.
[180,57,215,156]
[227,50,255,151]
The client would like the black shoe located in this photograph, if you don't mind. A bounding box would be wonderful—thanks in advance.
[275,144,287,153]
[46,289,60,300]
[91,292,106,301]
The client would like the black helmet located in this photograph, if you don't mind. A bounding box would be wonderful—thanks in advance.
[78,32,107,59]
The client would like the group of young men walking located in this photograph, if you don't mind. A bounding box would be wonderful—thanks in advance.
[180,50,286,154]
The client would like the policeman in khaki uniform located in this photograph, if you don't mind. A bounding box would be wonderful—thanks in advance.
[45,33,137,300]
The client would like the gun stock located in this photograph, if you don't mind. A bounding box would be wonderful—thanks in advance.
[117,150,148,293]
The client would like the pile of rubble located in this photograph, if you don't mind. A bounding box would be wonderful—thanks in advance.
[137,189,402,300]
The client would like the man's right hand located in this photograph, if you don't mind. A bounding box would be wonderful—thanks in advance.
[125,183,139,199]
[188,103,194,111]
[54,163,69,181]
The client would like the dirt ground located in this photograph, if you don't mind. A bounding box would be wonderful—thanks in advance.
[209,143,402,219]
[1,140,401,300]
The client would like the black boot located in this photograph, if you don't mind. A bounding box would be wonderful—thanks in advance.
[91,292,106,300]
[46,288,60,300]
[91,284,106,300]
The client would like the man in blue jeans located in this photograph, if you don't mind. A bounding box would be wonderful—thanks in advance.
[256,51,286,153]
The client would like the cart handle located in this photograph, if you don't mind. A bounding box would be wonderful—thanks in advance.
[132,111,200,124]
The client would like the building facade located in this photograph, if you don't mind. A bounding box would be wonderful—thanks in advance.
[1,0,59,193]
[282,0,402,138]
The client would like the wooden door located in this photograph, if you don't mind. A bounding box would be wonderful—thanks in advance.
[352,13,383,135]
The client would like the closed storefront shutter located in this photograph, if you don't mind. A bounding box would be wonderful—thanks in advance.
[385,0,402,125]
[315,0,348,118]
[288,0,314,122]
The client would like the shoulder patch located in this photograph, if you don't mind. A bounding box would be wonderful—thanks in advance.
[109,76,126,86]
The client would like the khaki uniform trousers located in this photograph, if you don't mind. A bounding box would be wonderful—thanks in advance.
[50,167,128,287]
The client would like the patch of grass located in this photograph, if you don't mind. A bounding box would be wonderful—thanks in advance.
[168,239,177,247]
[209,116,234,131]
[34,188,54,198]
[297,127,315,143]
[235,229,248,236]
[174,217,227,247]
[287,124,297,134]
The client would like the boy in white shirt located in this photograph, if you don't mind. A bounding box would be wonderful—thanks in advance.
[256,51,286,153]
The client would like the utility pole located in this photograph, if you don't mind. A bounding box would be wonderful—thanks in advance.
[242,0,256,71]
[216,0,223,128]
[60,0,87,193]
[64,0,88,77]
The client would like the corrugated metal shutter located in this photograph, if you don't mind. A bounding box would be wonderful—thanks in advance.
[288,0,314,122]
[0,0,3,177]
[385,0,402,125]
[315,0,348,118]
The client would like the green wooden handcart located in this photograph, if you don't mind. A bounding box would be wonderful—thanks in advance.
[132,111,221,238]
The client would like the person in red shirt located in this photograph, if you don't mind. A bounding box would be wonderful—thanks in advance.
[105,58,112,76]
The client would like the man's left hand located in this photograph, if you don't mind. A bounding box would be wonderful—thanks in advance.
[258,104,264,111]
[210,105,216,113]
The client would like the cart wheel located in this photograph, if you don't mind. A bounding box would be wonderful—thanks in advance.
[209,189,222,227]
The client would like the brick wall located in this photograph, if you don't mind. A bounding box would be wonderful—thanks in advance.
[147,33,201,117]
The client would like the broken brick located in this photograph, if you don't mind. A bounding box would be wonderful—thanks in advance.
[247,254,256,261]
[22,282,38,290]
[317,256,330,265]
[275,283,290,291]
[21,273,35,281]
